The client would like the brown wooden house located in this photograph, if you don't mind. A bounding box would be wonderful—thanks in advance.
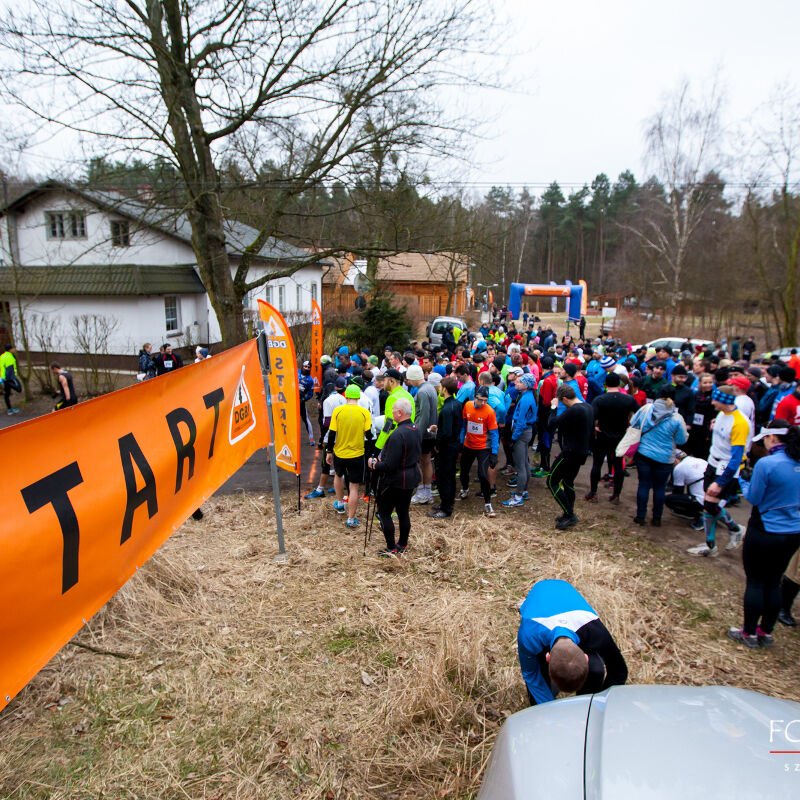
[322,252,470,319]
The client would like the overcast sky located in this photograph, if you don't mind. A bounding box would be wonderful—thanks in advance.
[3,0,799,194]
[462,0,800,192]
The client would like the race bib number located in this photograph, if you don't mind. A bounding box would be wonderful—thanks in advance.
[467,421,484,435]
[693,413,704,426]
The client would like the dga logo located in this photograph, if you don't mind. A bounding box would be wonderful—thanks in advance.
[229,365,257,444]
[311,306,322,325]
[263,315,284,339]
[276,443,295,468]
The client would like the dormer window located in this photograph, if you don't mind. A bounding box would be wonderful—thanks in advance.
[46,211,86,239]
[111,220,130,247]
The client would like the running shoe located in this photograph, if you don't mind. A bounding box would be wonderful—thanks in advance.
[689,519,704,531]
[725,528,744,550]
[632,516,646,526]
[377,547,400,558]
[687,543,719,558]
[502,495,525,508]
[308,439,316,447]
[555,514,579,531]
[327,488,337,494]
[584,491,597,502]
[608,494,620,505]
[428,510,451,519]
[304,488,325,499]
[755,626,774,647]
[531,467,549,478]
[484,503,496,518]
[345,518,360,529]
[333,500,346,514]
[507,476,519,488]
[726,627,759,649]
[458,488,470,500]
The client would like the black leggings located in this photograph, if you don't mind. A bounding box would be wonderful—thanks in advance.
[377,487,414,549]
[547,454,584,516]
[3,382,12,410]
[590,435,624,496]
[742,510,800,635]
[460,447,492,503]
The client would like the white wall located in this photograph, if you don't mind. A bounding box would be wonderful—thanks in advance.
[1,190,194,266]
[247,264,321,318]
[12,294,206,356]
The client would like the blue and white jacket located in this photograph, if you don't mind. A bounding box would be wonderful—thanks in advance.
[518,579,628,705]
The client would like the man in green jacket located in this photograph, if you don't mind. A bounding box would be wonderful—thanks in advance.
[376,368,416,449]
[1,345,21,415]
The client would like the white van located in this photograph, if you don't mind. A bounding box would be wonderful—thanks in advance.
[426,316,467,347]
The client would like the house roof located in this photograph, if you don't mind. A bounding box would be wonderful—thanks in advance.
[0,264,206,296]
[323,252,470,286]
[1,181,315,264]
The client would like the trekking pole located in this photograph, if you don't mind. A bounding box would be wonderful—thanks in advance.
[364,474,380,555]
[363,489,371,556]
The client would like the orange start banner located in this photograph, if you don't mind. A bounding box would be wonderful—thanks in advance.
[258,299,301,475]
[310,298,323,393]
[0,340,267,711]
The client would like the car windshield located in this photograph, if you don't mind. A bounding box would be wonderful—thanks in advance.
[432,322,449,333]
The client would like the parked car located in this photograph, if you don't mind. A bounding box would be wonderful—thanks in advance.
[760,346,800,363]
[478,684,800,799]
[426,316,467,347]
[633,337,715,353]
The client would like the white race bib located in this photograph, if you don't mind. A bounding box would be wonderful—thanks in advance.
[693,413,704,426]
[467,421,484,435]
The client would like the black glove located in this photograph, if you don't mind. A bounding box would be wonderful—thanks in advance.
[488,453,498,469]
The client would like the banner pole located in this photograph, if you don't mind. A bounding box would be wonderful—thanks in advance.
[297,473,301,514]
[258,332,287,562]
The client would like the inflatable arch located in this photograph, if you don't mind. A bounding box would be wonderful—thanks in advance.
[508,281,587,322]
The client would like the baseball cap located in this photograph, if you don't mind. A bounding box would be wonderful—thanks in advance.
[344,384,361,399]
[302,360,311,368]
[334,376,347,390]
[384,368,403,382]
[508,366,524,376]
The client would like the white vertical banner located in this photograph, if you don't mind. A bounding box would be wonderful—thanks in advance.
[564,279,572,314]
[549,280,558,313]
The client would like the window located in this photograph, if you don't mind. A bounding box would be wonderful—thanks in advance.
[46,211,86,240]
[265,285,272,305]
[310,282,318,303]
[110,220,130,247]
[296,284,302,310]
[278,285,285,311]
[164,296,180,333]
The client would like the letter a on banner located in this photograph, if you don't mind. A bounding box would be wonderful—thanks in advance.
[257,299,302,475]
[310,298,323,393]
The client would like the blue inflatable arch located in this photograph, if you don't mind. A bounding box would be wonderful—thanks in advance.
[508,283,584,322]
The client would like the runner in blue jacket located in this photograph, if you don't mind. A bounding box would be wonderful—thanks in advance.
[518,579,628,705]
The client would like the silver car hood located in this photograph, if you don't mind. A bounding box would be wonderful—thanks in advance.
[478,685,800,800]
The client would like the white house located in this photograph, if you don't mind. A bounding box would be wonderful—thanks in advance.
[0,181,323,356]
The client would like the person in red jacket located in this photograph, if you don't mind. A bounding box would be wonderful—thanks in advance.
[535,356,559,476]
[774,385,800,426]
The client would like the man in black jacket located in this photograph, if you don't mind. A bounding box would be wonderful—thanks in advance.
[547,385,593,530]
[429,376,462,519]
[368,398,421,555]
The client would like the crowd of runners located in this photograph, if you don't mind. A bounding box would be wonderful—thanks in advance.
[299,315,800,653]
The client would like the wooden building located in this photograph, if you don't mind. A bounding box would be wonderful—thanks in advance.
[322,252,470,319]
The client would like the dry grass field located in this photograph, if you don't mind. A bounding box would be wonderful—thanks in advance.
[1,491,798,799]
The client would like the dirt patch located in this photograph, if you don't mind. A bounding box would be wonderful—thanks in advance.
[1,491,798,799]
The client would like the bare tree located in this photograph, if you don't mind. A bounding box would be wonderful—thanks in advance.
[742,86,800,346]
[0,0,494,346]
[629,80,725,309]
